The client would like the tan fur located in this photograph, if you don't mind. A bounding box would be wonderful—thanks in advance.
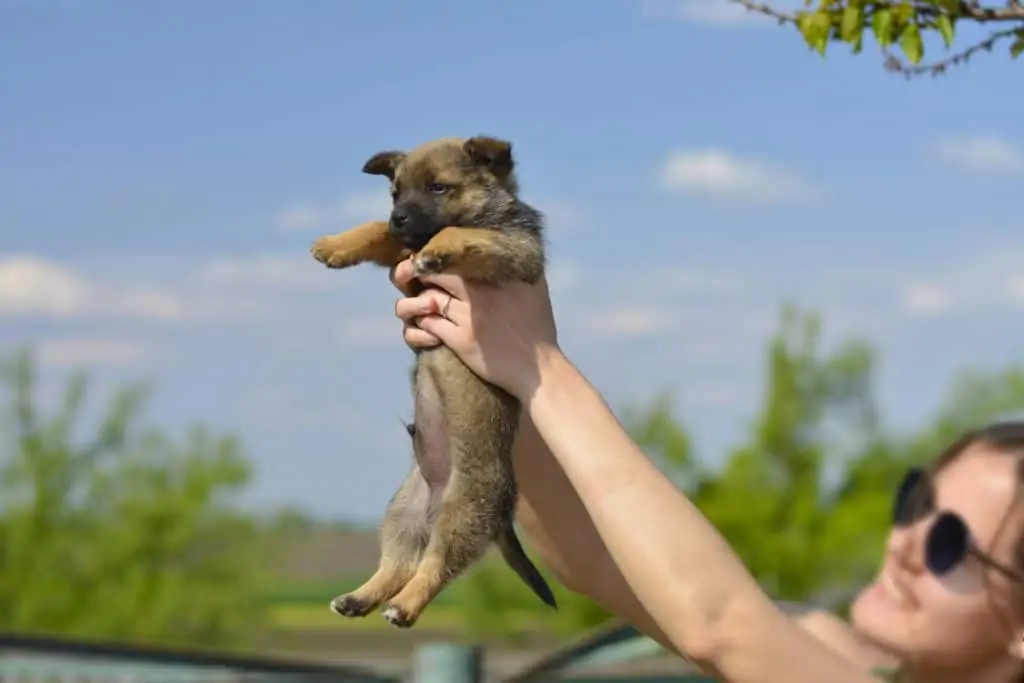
[310,135,555,628]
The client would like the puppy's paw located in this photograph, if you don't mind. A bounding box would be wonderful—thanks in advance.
[330,594,376,618]
[311,236,360,269]
[412,250,451,277]
[381,604,416,629]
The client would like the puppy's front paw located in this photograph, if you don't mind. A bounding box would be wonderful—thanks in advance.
[311,236,359,269]
[412,250,451,276]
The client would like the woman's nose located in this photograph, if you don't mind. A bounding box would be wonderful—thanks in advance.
[887,524,926,573]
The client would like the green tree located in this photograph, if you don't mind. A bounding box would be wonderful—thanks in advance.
[728,0,1024,76]
[0,348,270,649]
[636,304,1024,610]
[637,304,885,602]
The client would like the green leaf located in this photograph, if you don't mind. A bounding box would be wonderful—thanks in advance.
[840,4,864,43]
[871,9,895,47]
[935,14,955,49]
[1012,31,1024,59]
[899,22,924,64]
[796,10,832,56]
[894,2,914,24]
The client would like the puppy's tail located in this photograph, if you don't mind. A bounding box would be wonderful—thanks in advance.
[496,527,558,610]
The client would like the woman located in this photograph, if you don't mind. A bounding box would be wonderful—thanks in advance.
[388,258,1024,683]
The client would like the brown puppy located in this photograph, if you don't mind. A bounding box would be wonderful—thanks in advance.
[310,135,556,628]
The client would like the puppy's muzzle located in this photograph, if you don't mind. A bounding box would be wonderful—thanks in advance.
[389,205,438,251]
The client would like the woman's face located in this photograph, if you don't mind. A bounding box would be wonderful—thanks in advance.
[850,442,1023,668]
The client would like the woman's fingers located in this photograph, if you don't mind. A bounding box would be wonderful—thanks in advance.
[389,258,418,296]
[395,289,467,325]
[395,292,439,321]
[403,320,441,349]
[415,313,464,348]
[417,272,469,301]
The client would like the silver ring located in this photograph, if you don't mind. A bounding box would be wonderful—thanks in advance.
[441,294,453,321]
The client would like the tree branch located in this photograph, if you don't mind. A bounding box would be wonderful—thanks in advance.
[881,25,1020,76]
[727,0,1024,23]
[726,0,1024,77]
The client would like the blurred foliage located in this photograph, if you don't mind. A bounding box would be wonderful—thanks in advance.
[434,303,1024,636]
[7,299,1024,648]
[727,0,1024,77]
[0,347,271,649]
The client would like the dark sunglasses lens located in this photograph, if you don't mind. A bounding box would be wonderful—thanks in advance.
[926,513,969,575]
[894,469,931,526]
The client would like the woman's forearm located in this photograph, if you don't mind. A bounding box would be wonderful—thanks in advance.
[522,348,875,683]
[510,416,679,653]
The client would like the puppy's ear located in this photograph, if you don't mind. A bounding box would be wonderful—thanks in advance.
[463,136,514,180]
[361,150,406,180]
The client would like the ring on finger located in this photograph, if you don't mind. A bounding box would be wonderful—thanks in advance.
[441,293,454,321]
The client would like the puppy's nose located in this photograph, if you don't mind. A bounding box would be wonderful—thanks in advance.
[391,209,409,228]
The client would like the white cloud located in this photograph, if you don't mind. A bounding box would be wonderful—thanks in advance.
[276,204,323,232]
[1005,276,1024,303]
[336,316,402,350]
[900,283,955,317]
[659,149,816,204]
[196,254,338,293]
[116,289,185,320]
[276,191,392,233]
[537,199,584,232]
[338,190,392,223]
[0,255,183,321]
[930,135,1024,175]
[0,255,89,316]
[641,0,804,26]
[36,337,151,367]
[583,306,678,337]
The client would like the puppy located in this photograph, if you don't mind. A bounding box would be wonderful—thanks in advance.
[310,135,556,628]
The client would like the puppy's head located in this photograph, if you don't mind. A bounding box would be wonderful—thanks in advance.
[361,136,518,250]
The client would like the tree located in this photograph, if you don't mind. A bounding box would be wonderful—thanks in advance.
[0,348,270,649]
[728,0,1024,77]
[634,304,1024,609]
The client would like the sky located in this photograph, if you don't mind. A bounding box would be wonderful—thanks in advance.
[2,0,1023,521]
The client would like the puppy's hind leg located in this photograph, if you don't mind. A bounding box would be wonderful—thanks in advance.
[330,464,430,618]
[380,471,497,628]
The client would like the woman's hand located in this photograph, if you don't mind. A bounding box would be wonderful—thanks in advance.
[389,257,560,401]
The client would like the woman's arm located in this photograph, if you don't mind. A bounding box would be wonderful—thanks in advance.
[514,412,894,670]
[519,350,879,683]
[510,414,680,653]
[389,264,880,683]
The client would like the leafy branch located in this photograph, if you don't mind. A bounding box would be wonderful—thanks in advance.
[727,0,1024,76]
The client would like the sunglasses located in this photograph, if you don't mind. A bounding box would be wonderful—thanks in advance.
[893,467,1024,582]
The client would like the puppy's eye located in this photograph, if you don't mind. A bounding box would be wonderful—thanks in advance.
[428,182,449,195]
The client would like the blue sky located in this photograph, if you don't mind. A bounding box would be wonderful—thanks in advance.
[2,0,1022,521]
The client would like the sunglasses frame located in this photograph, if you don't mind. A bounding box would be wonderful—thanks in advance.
[894,467,1024,584]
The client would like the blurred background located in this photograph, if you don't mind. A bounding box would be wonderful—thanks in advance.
[2,0,1022,680]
